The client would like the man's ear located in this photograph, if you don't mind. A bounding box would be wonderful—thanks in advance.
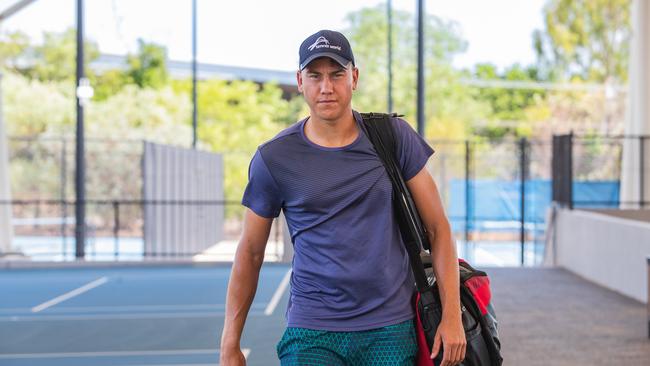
[351,67,359,91]
[296,70,304,93]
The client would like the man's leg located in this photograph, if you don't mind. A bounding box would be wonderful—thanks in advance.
[277,327,347,366]
[350,319,418,366]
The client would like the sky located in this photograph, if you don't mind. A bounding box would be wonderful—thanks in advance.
[0,0,546,72]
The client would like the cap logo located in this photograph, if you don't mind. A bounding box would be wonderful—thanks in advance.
[307,36,342,52]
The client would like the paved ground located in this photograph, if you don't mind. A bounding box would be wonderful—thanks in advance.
[1,265,649,365]
[490,268,650,365]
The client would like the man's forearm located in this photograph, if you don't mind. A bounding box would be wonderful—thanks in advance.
[429,223,461,318]
[221,245,265,349]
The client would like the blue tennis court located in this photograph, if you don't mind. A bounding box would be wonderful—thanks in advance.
[0,264,292,366]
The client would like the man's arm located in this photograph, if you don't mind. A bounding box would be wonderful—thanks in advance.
[406,166,466,366]
[220,208,274,365]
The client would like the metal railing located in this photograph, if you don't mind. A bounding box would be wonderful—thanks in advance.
[553,134,650,209]
[7,134,648,265]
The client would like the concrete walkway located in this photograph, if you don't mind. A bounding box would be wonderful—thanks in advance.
[489,267,650,365]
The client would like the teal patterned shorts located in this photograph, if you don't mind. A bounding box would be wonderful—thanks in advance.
[276,319,418,366]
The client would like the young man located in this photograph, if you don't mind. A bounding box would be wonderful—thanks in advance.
[220,30,465,366]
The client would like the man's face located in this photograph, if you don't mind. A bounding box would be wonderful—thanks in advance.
[297,57,359,123]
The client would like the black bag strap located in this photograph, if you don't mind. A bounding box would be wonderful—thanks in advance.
[359,112,431,293]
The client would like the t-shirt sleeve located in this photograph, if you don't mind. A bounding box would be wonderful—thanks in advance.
[241,149,283,218]
[393,117,435,180]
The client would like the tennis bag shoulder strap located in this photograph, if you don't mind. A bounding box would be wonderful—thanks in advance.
[358,112,431,291]
[359,112,503,366]
[358,112,430,251]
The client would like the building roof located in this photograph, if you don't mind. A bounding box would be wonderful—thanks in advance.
[91,54,297,88]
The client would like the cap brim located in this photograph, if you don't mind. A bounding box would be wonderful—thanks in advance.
[300,52,351,70]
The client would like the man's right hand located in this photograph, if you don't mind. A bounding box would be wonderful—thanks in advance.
[220,346,246,366]
[221,209,273,366]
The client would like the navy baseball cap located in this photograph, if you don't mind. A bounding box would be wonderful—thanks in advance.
[299,30,355,70]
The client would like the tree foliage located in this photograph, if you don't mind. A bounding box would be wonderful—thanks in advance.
[344,4,490,141]
[92,39,169,100]
[90,69,130,101]
[0,31,29,70]
[126,39,169,89]
[3,72,74,136]
[533,0,631,83]
[171,78,293,217]
[17,28,100,82]
[0,28,170,100]
[470,63,547,138]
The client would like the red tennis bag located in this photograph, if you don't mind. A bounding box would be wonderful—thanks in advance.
[414,258,502,366]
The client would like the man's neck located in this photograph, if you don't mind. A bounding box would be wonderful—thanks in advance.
[304,110,358,148]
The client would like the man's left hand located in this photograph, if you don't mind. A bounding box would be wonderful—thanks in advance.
[430,315,466,366]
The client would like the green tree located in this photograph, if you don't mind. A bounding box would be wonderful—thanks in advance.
[90,69,130,101]
[0,31,29,71]
[344,4,490,141]
[92,40,169,100]
[126,39,169,89]
[172,78,294,217]
[533,0,631,83]
[23,28,100,82]
[3,72,74,136]
[470,63,547,138]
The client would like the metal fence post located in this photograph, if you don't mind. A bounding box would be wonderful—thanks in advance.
[647,256,650,338]
[640,136,645,208]
[568,132,574,210]
[554,134,574,209]
[113,201,119,260]
[519,137,528,266]
[142,199,147,257]
[61,138,68,258]
[74,0,87,260]
[0,72,14,255]
[464,140,471,260]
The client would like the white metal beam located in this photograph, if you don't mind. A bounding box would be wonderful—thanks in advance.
[460,78,625,93]
[621,0,650,208]
[0,0,38,22]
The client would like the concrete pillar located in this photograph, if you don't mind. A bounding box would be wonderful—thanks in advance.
[0,72,14,253]
[621,0,650,208]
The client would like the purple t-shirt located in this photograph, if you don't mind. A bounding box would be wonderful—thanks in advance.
[242,110,434,331]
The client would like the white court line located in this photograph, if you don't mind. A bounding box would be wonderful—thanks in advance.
[0,303,267,314]
[0,348,251,359]
[31,277,109,313]
[0,311,267,322]
[35,304,228,313]
[123,364,219,366]
[111,349,251,366]
[264,269,291,316]
[121,364,218,366]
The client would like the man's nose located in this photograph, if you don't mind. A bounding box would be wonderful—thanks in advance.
[320,76,333,93]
